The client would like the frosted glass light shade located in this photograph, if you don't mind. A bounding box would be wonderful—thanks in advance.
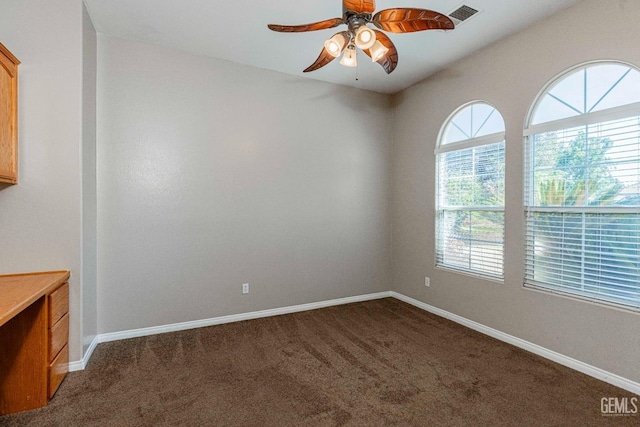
[324,33,346,58]
[369,40,389,62]
[354,26,376,50]
[340,45,357,67]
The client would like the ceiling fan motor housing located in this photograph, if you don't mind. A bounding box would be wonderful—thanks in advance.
[345,13,372,34]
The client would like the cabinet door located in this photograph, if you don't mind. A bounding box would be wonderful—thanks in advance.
[0,42,19,185]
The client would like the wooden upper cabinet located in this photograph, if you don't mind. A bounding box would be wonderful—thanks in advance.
[0,42,19,185]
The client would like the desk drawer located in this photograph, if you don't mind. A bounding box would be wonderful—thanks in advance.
[48,343,68,399]
[48,282,69,326]
[49,313,69,361]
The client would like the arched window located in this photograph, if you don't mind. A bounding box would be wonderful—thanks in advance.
[524,61,640,310]
[436,102,505,279]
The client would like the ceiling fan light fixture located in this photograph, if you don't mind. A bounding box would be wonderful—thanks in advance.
[339,45,357,67]
[354,26,376,50]
[369,40,389,62]
[324,33,347,58]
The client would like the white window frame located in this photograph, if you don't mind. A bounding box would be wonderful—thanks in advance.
[523,61,640,311]
[435,101,506,280]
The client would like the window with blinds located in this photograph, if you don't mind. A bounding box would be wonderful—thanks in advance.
[436,102,505,279]
[524,62,640,310]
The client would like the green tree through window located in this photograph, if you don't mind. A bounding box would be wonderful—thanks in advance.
[437,102,505,279]
[525,62,640,309]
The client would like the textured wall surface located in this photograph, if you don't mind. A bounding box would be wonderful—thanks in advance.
[82,2,98,356]
[0,0,84,361]
[97,36,393,333]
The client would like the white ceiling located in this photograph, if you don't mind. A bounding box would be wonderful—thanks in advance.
[84,0,582,94]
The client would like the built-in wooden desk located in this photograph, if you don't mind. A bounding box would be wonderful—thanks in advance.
[0,271,70,415]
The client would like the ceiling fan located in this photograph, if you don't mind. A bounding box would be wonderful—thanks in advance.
[268,0,454,74]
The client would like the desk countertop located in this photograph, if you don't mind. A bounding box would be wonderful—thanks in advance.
[0,271,70,328]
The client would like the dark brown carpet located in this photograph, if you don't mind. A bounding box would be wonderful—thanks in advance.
[1,298,637,426]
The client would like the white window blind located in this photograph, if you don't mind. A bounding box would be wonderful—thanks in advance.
[524,62,640,310]
[436,102,505,279]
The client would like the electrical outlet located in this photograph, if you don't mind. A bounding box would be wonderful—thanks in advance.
[424,277,430,287]
[242,283,249,294]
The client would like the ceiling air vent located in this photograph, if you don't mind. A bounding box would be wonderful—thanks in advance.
[448,4,481,26]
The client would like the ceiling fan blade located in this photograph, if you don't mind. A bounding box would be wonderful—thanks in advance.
[342,0,376,14]
[303,31,350,73]
[268,18,344,33]
[363,31,398,74]
[372,8,454,33]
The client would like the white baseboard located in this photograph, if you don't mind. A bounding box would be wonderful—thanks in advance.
[68,290,639,396]
[390,291,640,396]
[69,291,392,370]
[69,335,100,372]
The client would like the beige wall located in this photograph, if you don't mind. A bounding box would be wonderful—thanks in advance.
[82,2,98,356]
[391,0,640,383]
[96,36,393,333]
[0,0,86,362]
